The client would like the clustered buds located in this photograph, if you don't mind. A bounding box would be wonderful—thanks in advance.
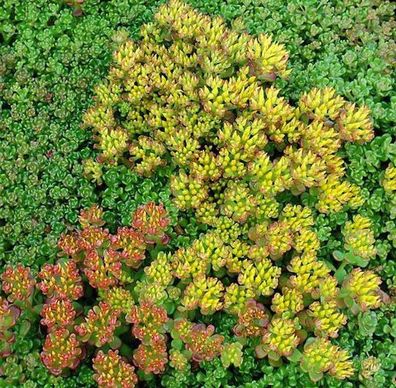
[300,338,354,382]
[133,336,168,374]
[172,319,224,363]
[127,301,168,343]
[1,264,35,303]
[258,318,300,359]
[75,302,120,347]
[126,301,169,374]
[234,300,269,338]
[3,202,170,376]
[271,288,304,318]
[83,0,372,229]
[38,261,83,300]
[98,287,134,314]
[307,301,347,338]
[382,164,396,194]
[343,215,376,260]
[342,269,382,312]
[1,1,386,384]
[40,298,76,331]
[132,202,170,244]
[181,276,224,315]
[40,328,82,376]
[93,350,138,387]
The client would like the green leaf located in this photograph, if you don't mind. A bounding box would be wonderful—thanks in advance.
[333,250,345,262]
[309,370,323,382]
[344,252,369,267]
[286,349,302,363]
[171,339,183,351]
[335,266,347,283]
[18,320,31,338]
[109,336,122,349]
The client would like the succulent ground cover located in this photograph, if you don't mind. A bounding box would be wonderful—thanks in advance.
[0,0,395,387]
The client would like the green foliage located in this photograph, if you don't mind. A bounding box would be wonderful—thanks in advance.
[0,0,165,268]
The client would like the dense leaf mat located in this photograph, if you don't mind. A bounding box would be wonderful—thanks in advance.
[0,0,395,387]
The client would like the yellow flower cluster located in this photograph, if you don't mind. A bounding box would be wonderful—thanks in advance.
[382,164,396,194]
[343,215,376,260]
[271,288,304,318]
[308,301,347,338]
[84,0,372,225]
[342,268,382,311]
[288,252,331,294]
[261,318,300,358]
[316,175,364,214]
[98,287,134,314]
[181,276,224,315]
[238,259,282,297]
[301,338,354,381]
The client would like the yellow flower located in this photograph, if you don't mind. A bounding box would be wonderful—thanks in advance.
[343,215,376,260]
[181,276,224,315]
[342,268,382,311]
[382,164,396,194]
[298,87,345,121]
[223,284,255,315]
[293,228,320,255]
[337,103,374,144]
[238,259,281,297]
[144,252,173,286]
[316,175,364,214]
[330,348,354,380]
[280,204,314,233]
[262,318,300,357]
[308,301,347,338]
[271,288,304,318]
[288,253,331,294]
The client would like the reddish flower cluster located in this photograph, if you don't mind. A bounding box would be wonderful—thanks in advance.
[128,301,169,374]
[173,319,224,362]
[127,300,168,342]
[0,202,171,376]
[75,302,120,347]
[40,298,76,331]
[132,202,170,244]
[93,350,138,387]
[133,336,168,374]
[40,328,82,376]
[79,204,105,228]
[184,324,224,362]
[39,202,169,376]
[57,203,169,289]
[0,297,20,357]
[234,300,269,338]
[83,249,122,289]
[37,260,84,374]
[38,261,84,300]
[1,264,35,303]
[110,228,146,268]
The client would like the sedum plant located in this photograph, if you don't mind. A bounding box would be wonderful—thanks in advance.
[79,0,387,383]
[84,0,372,229]
[92,350,138,388]
[1,1,391,386]
[1,199,384,385]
